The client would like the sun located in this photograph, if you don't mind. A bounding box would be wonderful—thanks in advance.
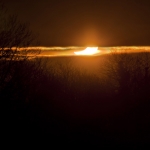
[74,47,99,55]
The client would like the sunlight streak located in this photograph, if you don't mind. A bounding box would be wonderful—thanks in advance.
[74,47,100,55]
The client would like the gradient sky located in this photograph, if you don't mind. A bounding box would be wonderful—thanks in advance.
[4,0,150,46]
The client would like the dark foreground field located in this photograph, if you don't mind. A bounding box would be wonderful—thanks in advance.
[1,52,150,147]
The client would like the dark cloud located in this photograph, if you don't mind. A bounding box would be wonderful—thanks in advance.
[3,0,150,46]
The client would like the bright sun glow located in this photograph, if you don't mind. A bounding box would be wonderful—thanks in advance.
[74,47,99,55]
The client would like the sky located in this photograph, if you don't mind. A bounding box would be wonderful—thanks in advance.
[3,0,150,46]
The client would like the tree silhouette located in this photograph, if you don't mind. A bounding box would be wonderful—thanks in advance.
[0,2,40,93]
[104,49,150,105]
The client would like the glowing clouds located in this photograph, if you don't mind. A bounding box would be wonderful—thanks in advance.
[74,47,100,55]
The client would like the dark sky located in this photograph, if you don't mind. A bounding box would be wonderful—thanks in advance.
[4,0,150,46]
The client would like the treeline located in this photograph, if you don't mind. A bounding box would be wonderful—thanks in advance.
[1,52,150,147]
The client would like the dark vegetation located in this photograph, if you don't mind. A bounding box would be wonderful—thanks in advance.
[1,2,150,148]
[1,53,150,147]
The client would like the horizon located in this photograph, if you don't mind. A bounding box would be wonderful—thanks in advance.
[2,46,150,57]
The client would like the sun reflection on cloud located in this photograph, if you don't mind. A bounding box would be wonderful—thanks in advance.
[74,47,100,55]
